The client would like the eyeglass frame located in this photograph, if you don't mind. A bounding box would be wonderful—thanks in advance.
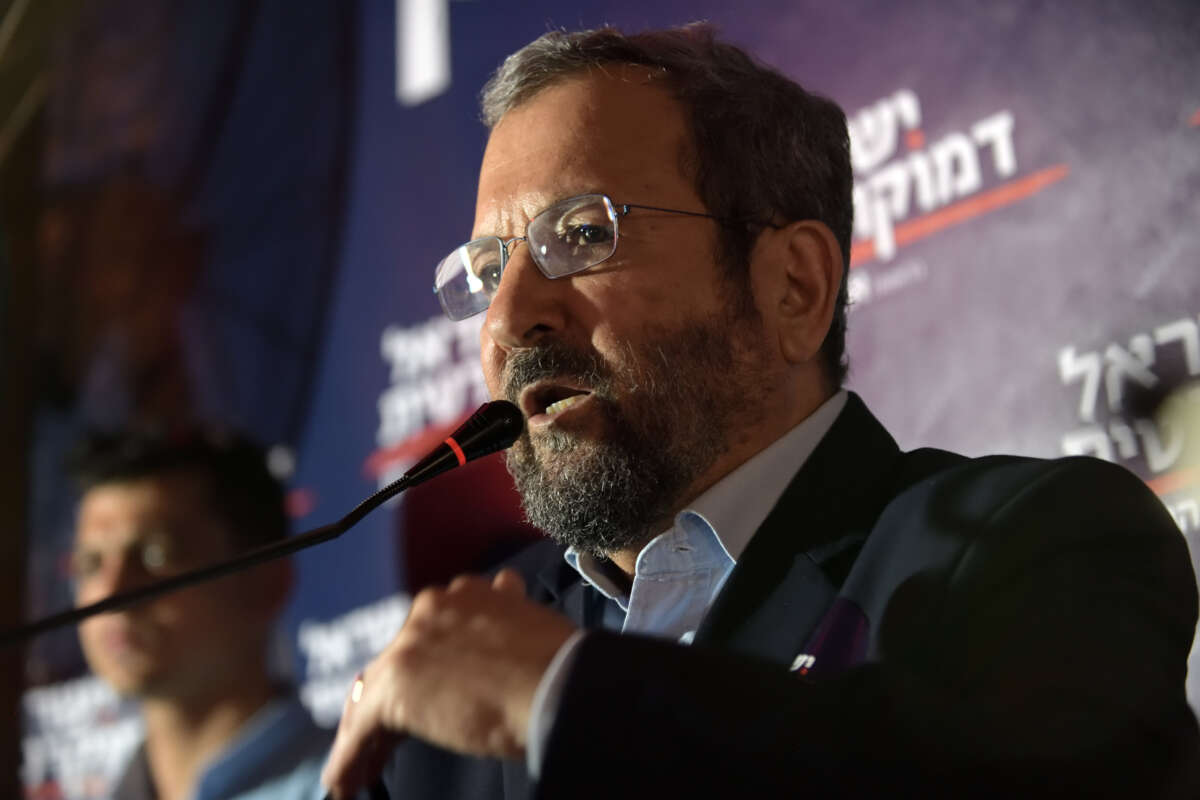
[432,192,778,321]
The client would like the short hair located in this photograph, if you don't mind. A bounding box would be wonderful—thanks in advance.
[69,425,289,551]
[481,23,853,387]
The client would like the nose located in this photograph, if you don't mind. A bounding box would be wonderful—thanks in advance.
[484,240,567,350]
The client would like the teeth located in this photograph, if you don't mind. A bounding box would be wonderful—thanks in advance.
[545,394,587,416]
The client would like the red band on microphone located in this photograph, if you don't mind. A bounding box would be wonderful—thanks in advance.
[444,437,467,466]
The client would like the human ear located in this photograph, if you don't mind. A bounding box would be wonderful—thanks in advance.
[766,220,843,367]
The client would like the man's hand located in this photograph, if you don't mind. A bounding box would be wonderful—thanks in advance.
[321,568,578,798]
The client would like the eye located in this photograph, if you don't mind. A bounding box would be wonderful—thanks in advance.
[563,223,613,249]
[473,261,503,290]
[141,540,168,571]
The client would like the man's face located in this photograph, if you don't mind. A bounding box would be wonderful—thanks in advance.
[475,69,783,554]
[73,472,273,699]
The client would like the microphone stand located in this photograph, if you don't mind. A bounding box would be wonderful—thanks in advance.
[1,401,525,647]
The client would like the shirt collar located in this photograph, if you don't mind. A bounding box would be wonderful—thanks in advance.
[567,390,847,589]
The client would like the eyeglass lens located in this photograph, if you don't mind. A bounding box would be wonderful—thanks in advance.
[434,194,620,321]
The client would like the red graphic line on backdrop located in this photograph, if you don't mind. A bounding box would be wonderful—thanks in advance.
[1146,467,1198,497]
[849,163,1071,267]
[1190,109,1200,127]
[365,418,462,479]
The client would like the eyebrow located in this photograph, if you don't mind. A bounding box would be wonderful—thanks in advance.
[475,189,612,234]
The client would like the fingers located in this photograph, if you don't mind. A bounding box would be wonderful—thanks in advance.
[446,569,525,596]
[492,568,526,596]
[322,567,539,797]
[322,667,399,799]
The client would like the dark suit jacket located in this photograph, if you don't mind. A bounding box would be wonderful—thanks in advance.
[381,393,1200,798]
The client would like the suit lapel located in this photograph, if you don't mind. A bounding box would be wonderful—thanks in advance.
[502,557,603,800]
[693,393,904,667]
[532,552,607,629]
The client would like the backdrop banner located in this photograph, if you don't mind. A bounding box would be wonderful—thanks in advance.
[20,1,1200,796]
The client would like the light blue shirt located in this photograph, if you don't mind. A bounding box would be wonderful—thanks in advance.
[111,694,332,800]
[526,390,848,777]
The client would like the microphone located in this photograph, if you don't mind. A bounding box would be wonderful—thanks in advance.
[1,400,525,646]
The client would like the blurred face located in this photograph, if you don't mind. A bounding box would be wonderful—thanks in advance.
[73,472,276,700]
[476,69,784,554]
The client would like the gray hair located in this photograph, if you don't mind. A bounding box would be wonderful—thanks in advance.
[480,23,853,387]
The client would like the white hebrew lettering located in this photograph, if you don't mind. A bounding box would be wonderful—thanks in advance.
[891,89,921,131]
[380,326,409,381]
[451,312,485,361]
[1061,427,1114,462]
[1104,335,1157,413]
[931,133,982,203]
[849,99,898,173]
[849,89,922,174]
[906,151,939,212]
[869,161,912,220]
[1170,499,1199,534]
[377,383,425,446]
[970,111,1017,177]
[1107,422,1139,460]
[380,318,454,381]
[1153,318,1200,375]
[376,360,487,447]
[297,622,354,678]
[867,161,912,261]
[852,184,874,241]
[416,361,485,427]
[299,594,412,676]
[1059,346,1102,423]
[847,271,872,307]
[1133,418,1184,473]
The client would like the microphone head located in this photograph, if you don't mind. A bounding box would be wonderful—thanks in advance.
[447,400,525,462]
[391,400,526,491]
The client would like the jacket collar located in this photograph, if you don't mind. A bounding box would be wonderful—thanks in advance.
[532,392,904,660]
[691,392,903,662]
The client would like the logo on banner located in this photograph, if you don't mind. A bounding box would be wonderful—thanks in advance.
[846,89,1068,305]
[22,677,141,798]
[371,314,490,487]
[298,593,413,725]
[1057,315,1200,534]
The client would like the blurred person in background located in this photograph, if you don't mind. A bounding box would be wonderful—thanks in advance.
[69,428,329,800]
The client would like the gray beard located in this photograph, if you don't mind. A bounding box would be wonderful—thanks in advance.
[502,313,769,558]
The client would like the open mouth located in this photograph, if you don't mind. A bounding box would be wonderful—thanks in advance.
[521,382,594,420]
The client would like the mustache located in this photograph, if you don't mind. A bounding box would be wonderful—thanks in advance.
[501,342,614,403]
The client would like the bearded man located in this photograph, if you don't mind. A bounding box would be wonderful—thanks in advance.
[322,24,1199,799]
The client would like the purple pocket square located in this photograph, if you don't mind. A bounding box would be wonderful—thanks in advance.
[794,596,869,677]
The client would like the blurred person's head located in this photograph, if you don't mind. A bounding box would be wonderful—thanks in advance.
[69,427,292,704]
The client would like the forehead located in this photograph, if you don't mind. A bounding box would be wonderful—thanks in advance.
[474,67,696,234]
[75,473,215,544]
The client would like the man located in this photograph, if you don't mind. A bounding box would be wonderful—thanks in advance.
[70,428,330,799]
[322,24,1200,798]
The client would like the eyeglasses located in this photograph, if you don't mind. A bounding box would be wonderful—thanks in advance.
[433,193,733,321]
